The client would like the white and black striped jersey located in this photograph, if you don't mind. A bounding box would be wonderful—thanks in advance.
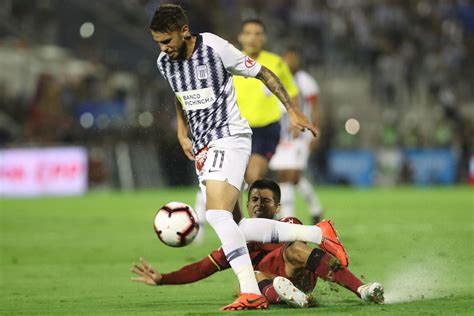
[156,32,261,154]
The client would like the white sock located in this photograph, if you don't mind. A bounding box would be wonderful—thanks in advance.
[206,210,261,295]
[239,218,322,244]
[194,189,207,224]
[298,177,323,216]
[194,190,207,243]
[279,182,295,219]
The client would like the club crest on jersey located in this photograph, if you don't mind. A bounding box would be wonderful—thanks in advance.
[196,65,209,80]
[245,56,256,68]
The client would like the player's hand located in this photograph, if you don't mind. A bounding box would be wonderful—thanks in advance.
[178,136,195,161]
[287,107,318,137]
[290,126,301,138]
[131,257,162,286]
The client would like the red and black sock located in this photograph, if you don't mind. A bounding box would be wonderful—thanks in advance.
[258,279,280,304]
[306,248,363,296]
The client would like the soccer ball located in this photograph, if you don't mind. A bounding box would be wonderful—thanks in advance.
[153,202,199,247]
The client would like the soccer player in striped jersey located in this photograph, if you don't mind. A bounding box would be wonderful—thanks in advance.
[269,47,324,223]
[148,4,346,310]
[194,18,299,240]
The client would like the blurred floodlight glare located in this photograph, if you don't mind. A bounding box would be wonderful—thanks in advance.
[80,22,95,39]
[138,112,154,127]
[80,113,94,129]
[345,118,360,135]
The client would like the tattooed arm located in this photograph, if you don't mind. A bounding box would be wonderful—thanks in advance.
[256,66,294,111]
[256,66,318,137]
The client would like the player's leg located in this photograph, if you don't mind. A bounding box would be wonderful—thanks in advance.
[239,218,348,267]
[194,184,246,243]
[193,188,206,243]
[205,180,267,310]
[256,272,310,308]
[297,176,323,224]
[269,138,301,219]
[254,247,310,308]
[240,216,322,244]
[272,276,311,308]
[294,138,323,223]
[204,171,255,289]
[283,242,383,303]
[276,169,300,218]
[245,122,280,185]
[245,154,269,185]
[232,192,244,224]
[201,136,267,310]
[255,272,281,305]
[284,242,361,293]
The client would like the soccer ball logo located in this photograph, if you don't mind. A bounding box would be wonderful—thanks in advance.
[154,202,200,247]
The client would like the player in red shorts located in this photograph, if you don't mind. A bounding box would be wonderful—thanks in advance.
[131,179,384,307]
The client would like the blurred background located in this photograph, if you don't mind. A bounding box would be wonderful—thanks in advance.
[0,0,473,196]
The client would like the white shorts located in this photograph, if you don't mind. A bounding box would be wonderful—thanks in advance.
[269,138,310,170]
[195,134,251,191]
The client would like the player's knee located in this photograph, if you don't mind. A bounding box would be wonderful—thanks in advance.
[246,168,264,185]
[246,156,268,183]
[285,241,311,267]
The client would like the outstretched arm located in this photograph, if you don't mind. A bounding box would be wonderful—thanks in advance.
[160,255,220,285]
[256,66,318,137]
[131,251,228,286]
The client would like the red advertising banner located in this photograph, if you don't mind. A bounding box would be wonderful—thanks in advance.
[0,147,88,197]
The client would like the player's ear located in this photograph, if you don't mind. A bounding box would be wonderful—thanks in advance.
[275,202,281,214]
[181,25,191,39]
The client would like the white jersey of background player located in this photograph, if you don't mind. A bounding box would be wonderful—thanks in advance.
[148,4,326,311]
[269,47,324,223]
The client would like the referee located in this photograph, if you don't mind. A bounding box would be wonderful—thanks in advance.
[234,18,299,185]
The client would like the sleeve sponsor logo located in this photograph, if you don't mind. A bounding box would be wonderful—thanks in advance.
[245,56,256,68]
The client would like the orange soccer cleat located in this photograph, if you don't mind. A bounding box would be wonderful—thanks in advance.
[317,220,349,267]
[220,293,268,311]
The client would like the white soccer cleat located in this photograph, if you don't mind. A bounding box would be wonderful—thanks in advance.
[273,276,309,308]
[357,282,385,304]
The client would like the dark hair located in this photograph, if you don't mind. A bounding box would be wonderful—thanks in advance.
[248,179,281,204]
[149,4,188,33]
[240,18,266,32]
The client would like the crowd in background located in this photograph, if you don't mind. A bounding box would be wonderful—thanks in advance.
[0,0,472,186]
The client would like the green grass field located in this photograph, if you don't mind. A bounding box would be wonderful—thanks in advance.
[1,186,473,315]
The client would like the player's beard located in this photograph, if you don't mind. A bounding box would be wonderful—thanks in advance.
[176,41,188,60]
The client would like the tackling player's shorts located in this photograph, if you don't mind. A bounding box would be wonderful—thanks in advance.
[195,134,251,191]
[254,243,317,293]
[269,138,311,170]
[251,121,280,161]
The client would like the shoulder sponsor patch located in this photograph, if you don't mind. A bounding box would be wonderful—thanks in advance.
[245,56,256,68]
